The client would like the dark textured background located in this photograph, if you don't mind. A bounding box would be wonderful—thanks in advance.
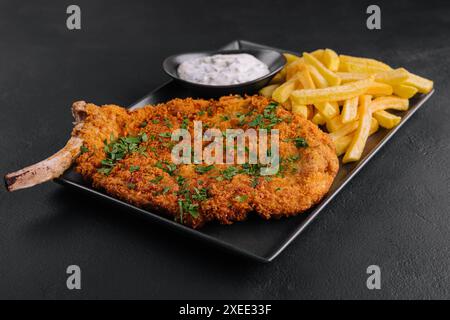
[0,0,449,299]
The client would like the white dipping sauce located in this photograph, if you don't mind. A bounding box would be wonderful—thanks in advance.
[177,53,270,86]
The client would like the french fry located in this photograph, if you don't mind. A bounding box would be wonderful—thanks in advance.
[315,101,339,120]
[312,111,326,126]
[292,104,309,118]
[341,61,390,74]
[370,96,409,113]
[325,101,339,114]
[374,68,410,85]
[303,52,341,86]
[259,84,280,97]
[275,49,433,163]
[343,95,372,163]
[323,49,340,72]
[328,121,359,142]
[290,79,374,105]
[404,72,434,94]
[335,135,353,156]
[373,110,401,129]
[369,117,380,136]
[286,59,307,80]
[270,67,286,84]
[334,118,379,156]
[296,68,316,89]
[307,65,328,88]
[283,53,302,65]
[272,80,297,103]
[366,82,394,96]
[339,55,392,72]
[326,116,344,132]
[393,84,418,99]
[341,96,359,123]
[310,49,325,61]
[336,72,369,83]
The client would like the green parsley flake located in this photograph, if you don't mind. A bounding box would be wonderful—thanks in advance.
[129,165,140,173]
[195,165,215,174]
[235,195,248,203]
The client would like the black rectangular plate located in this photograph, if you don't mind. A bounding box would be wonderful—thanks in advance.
[58,40,434,262]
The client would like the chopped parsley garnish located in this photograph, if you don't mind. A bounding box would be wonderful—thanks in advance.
[139,121,148,128]
[221,166,240,180]
[293,137,308,148]
[97,167,112,175]
[97,133,148,175]
[195,165,215,174]
[129,165,140,173]
[246,102,282,129]
[165,163,177,175]
[285,155,300,162]
[248,114,264,127]
[174,177,210,223]
[177,189,199,222]
[176,175,186,186]
[162,187,171,194]
[80,145,89,154]
[178,199,199,221]
[192,187,208,201]
[155,160,177,176]
[140,133,148,142]
[127,183,136,190]
[235,195,248,203]
[164,117,173,128]
[262,103,283,129]
[181,118,189,129]
[152,119,160,124]
[240,163,262,176]
[283,137,308,148]
[150,176,163,184]
[149,146,158,156]
[159,132,172,138]
[237,114,247,126]
[220,115,230,121]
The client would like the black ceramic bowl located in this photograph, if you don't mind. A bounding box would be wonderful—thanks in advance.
[163,49,286,97]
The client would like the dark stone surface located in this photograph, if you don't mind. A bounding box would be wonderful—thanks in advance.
[0,0,449,299]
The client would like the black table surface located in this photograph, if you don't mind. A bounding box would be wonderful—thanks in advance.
[1,0,449,299]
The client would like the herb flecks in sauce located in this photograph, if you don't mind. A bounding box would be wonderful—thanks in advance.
[177,53,270,86]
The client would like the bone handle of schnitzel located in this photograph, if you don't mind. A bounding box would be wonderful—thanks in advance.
[4,101,87,192]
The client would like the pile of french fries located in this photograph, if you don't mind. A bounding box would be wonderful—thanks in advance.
[259,49,433,163]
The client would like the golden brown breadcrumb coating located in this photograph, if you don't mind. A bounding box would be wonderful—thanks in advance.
[75,95,338,228]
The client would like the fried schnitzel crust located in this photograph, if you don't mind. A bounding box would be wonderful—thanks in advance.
[75,96,338,228]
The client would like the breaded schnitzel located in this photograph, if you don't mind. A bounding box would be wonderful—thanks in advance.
[5,95,338,228]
